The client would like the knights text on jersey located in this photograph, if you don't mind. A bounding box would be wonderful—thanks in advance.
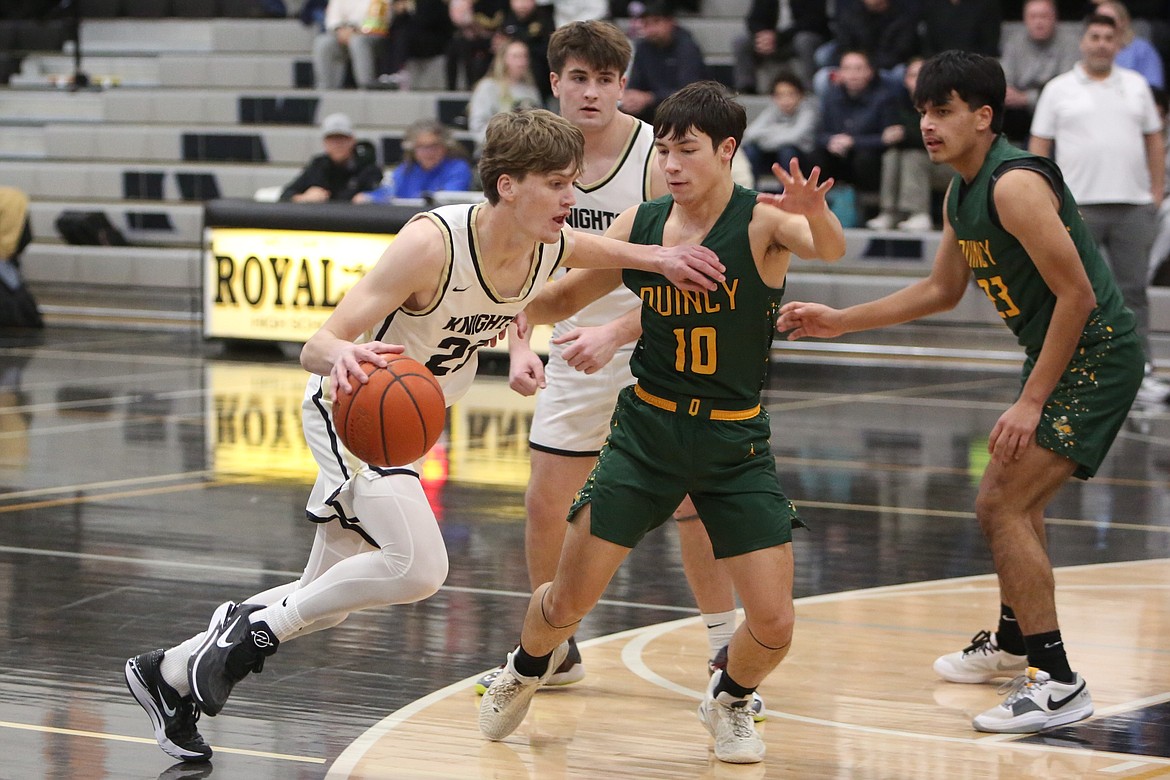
[368,202,566,406]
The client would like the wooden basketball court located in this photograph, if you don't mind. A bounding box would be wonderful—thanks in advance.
[329,560,1170,779]
[1,327,1167,779]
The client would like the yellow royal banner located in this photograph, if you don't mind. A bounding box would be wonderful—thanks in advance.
[206,360,537,488]
[204,227,391,342]
[206,360,318,481]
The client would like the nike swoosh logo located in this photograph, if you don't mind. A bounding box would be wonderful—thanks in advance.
[453,285,470,292]
[706,622,727,629]
[157,687,177,717]
[1048,681,1086,710]
[215,616,243,648]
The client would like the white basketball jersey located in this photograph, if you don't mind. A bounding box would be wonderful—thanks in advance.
[558,118,655,331]
[370,202,566,406]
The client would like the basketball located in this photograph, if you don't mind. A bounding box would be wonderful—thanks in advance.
[333,354,446,467]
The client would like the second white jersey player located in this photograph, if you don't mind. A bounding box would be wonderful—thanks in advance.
[529,119,655,455]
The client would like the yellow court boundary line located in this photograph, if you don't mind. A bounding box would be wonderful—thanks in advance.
[0,720,326,764]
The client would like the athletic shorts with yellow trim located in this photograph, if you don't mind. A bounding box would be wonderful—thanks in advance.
[568,384,801,558]
[1030,330,1144,479]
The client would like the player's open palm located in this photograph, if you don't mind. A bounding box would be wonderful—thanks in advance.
[757,159,834,217]
[776,301,845,340]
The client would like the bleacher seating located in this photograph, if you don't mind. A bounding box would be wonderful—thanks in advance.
[0,2,1164,355]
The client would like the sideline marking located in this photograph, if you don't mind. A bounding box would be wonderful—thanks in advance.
[0,720,326,764]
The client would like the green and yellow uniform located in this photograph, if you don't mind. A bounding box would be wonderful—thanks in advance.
[948,135,1144,478]
[570,185,800,557]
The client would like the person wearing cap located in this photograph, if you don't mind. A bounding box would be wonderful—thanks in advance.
[279,113,384,203]
[622,0,706,123]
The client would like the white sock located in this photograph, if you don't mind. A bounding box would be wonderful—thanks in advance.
[701,610,737,659]
[160,633,205,696]
[250,595,309,642]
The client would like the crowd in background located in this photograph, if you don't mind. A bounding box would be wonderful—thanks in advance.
[280,0,1170,402]
[295,0,1168,235]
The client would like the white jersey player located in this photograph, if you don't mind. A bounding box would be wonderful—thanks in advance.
[123,108,724,765]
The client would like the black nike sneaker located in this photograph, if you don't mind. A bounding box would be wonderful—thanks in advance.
[188,601,279,716]
[124,649,212,763]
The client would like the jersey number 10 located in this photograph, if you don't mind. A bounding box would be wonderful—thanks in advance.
[673,327,717,375]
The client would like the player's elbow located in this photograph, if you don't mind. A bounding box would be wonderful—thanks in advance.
[821,240,846,263]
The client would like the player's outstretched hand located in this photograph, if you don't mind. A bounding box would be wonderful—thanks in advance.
[776,301,845,340]
[756,159,834,217]
[330,341,405,400]
[657,244,725,292]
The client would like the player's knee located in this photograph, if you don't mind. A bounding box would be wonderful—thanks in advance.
[974,486,1006,537]
[377,546,449,603]
[542,586,588,629]
[746,611,794,650]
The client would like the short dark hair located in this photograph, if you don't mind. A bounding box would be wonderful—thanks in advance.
[914,50,1006,134]
[1084,12,1117,30]
[770,69,806,95]
[547,20,632,75]
[653,81,747,151]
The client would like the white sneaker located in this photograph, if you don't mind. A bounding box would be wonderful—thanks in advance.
[697,671,766,764]
[707,645,767,722]
[897,212,933,231]
[478,641,569,741]
[933,630,1028,683]
[972,667,1093,733]
[865,212,897,230]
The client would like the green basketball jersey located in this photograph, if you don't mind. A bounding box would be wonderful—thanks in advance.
[624,185,783,402]
[946,135,1135,357]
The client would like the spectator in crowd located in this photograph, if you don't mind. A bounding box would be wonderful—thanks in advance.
[741,71,819,187]
[830,0,921,75]
[356,119,474,201]
[312,0,388,88]
[731,0,829,93]
[380,0,456,90]
[446,0,507,91]
[812,49,900,213]
[468,39,543,152]
[0,186,41,330]
[920,0,1002,58]
[867,56,949,230]
[1000,0,1081,144]
[1094,0,1164,88]
[497,0,556,102]
[1030,13,1168,402]
[1082,0,1170,75]
[280,113,383,203]
[622,0,706,123]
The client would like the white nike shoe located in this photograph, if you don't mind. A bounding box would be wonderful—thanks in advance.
[479,641,570,741]
[973,667,1093,733]
[698,671,766,764]
[933,630,1028,683]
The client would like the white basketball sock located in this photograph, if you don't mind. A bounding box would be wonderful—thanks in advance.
[161,633,205,696]
[701,610,737,659]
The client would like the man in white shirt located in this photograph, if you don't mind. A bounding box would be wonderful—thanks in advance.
[1030,13,1167,402]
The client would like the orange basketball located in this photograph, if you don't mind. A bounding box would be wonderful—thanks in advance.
[333,354,446,467]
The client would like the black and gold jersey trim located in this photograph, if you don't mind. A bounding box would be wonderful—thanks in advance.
[574,120,641,194]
